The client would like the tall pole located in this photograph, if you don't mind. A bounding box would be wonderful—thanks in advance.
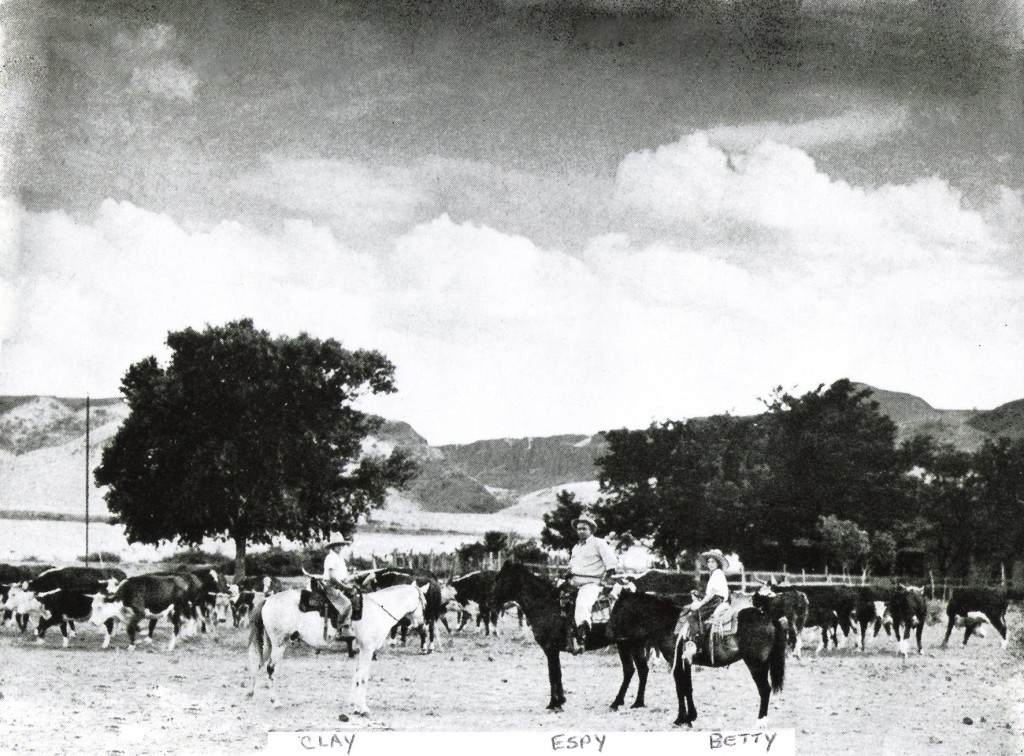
[85,395,90,565]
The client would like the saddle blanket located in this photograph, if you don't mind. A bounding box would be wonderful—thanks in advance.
[674,604,741,641]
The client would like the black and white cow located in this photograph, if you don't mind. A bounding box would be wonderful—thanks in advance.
[942,587,1009,649]
[361,568,445,653]
[799,585,858,653]
[228,576,277,628]
[756,581,810,657]
[1,563,55,631]
[447,570,502,635]
[89,573,195,650]
[18,566,127,647]
[854,584,894,651]
[888,584,928,656]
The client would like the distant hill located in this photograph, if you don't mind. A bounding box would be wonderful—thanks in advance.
[2,386,1022,525]
[436,433,609,493]
[854,385,992,450]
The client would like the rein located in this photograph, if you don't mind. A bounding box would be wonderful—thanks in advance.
[364,586,423,624]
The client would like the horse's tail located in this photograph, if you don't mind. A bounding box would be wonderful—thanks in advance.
[248,596,269,669]
[770,618,787,693]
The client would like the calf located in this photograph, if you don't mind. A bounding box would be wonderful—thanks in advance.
[89,573,194,650]
[799,585,858,653]
[22,566,127,647]
[362,568,445,653]
[854,585,893,651]
[447,570,502,636]
[942,587,1009,649]
[756,583,809,657]
[888,584,927,656]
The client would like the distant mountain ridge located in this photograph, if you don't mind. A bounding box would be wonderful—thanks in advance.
[2,387,1023,522]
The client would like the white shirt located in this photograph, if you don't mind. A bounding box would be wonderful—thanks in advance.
[704,568,729,601]
[568,536,619,581]
[324,549,350,582]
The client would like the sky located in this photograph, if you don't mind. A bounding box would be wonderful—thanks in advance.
[2,0,1024,444]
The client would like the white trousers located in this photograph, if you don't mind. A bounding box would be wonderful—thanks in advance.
[574,582,602,626]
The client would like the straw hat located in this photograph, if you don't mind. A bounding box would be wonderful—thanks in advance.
[325,537,351,549]
[698,549,730,571]
[571,514,598,531]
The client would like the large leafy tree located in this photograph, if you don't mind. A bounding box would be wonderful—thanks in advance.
[761,380,908,556]
[95,319,415,579]
[594,414,768,562]
[971,437,1024,578]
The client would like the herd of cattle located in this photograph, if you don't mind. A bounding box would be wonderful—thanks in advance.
[0,563,1012,660]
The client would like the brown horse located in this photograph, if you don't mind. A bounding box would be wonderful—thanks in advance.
[492,561,685,714]
[672,589,787,726]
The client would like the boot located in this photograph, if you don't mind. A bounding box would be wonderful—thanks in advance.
[574,621,591,652]
[565,624,579,655]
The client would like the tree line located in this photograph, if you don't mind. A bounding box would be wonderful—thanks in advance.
[542,379,1024,581]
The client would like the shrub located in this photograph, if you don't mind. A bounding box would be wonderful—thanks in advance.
[78,551,122,564]
[160,548,224,566]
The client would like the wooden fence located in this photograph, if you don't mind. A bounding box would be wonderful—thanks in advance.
[336,549,1013,599]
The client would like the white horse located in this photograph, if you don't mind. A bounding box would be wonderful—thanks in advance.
[246,583,425,714]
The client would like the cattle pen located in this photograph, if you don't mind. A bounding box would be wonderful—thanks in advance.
[2,568,1023,755]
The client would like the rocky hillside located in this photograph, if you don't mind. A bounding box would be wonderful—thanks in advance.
[2,386,1022,522]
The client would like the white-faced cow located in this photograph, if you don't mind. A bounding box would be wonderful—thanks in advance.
[19,566,127,647]
[942,587,1010,649]
[854,585,894,651]
[229,576,279,628]
[1,563,55,631]
[89,573,195,650]
[887,584,928,656]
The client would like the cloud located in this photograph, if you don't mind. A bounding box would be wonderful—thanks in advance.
[703,108,909,151]
[4,127,1024,441]
[128,62,200,101]
[115,24,199,101]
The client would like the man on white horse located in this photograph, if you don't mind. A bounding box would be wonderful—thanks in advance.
[316,538,355,639]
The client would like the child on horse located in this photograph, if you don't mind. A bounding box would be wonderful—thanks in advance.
[683,549,731,654]
[563,514,618,654]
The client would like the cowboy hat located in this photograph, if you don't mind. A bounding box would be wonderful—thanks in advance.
[698,549,730,571]
[571,514,598,530]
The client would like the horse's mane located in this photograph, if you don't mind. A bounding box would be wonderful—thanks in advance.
[500,562,559,601]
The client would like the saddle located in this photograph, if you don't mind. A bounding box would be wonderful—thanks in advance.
[558,581,613,626]
[300,579,364,624]
[675,602,740,663]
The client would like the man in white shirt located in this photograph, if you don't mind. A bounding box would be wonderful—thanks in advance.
[321,539,354,638]
[564,514,618,654]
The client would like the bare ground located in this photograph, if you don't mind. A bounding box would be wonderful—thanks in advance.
[1,609,1022,755]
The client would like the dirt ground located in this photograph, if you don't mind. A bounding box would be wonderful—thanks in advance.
[1,607,1022,756]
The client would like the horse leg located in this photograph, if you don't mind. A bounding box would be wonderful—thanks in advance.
[544,647,565,710]
[267,637,287,708]
[942,613,956,647]
[745,658,772,721]
[610,644,633,710]
[631,644,650,709]
[672,657,696,726]
[989,613,1010,649]
[915,618,924,654]
[349,648,375,715]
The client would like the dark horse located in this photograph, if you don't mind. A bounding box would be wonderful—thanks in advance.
[671,590,788,726]
[491,561,679,713]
